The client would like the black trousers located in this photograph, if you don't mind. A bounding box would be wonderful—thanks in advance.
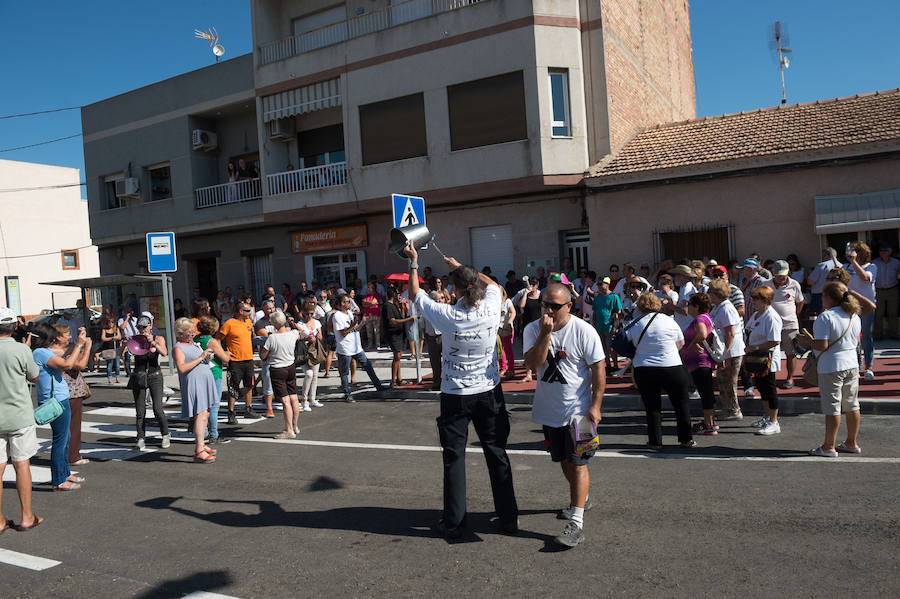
[754,371,778,410]
[131,371,168,439]
[634,366,693,445]
[425,334,442,390]
[436,386,518,529]
[690,367,717,410]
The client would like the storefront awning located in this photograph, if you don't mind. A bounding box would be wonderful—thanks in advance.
[815,188,900,234]
[39,274,163,288]
[262,78,341,123]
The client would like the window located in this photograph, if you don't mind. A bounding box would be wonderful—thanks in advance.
[298,124,345,168]
[102,173,123,210]
[448,71,527,151]
[61,249,80,270]
[549,69,571,137]
[359,93,427,165]
[146,163,172,202]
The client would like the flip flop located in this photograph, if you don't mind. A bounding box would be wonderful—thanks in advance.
[67,476,86,483]
[0,519,13,535]
[53,483,81,491]
[836,442,862,454]
[71,459,90,466]
[14,515,44,532]
[809,446,838,457]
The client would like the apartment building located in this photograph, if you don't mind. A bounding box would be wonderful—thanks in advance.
[84,0,694,300]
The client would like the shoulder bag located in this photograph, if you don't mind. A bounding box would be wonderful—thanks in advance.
[34,375,64,425]
[801,317,853,387]
[611,313,659,360]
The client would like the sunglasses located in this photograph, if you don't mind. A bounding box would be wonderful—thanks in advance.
[541,300,569,311]
[240,308,252,313]
[712,272,726,278]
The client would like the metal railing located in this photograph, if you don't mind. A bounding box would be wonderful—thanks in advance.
[259,0,487,65]
[195,178,262,209]
[266,162,348,196]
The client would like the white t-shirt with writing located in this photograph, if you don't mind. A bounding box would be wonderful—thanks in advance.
[414,285,501,395]
[524,316,605,427]
[332,310,362,356]
[813,307,861,373]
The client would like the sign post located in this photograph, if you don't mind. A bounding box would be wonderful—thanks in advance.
[391,194,427,384]
[146,232,177,375]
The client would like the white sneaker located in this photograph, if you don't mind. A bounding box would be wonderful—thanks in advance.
[302,403,312,412]
[160,434,171,448]
[311,400,324,408]
[756,421,781,435]
[750,415,769,428]
[863,369,875,381]
[688,390,701,400]
[135,438,145,450]
[744,386,756,398]
[163,386,175,396]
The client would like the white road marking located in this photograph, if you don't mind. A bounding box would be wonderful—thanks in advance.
[38,421,193,441]
[0,548,61,571]
[2,465,52,484]
[35,440,154,461]
[235,437,900,463]
[182,592,241,599]
[87,406,269,422]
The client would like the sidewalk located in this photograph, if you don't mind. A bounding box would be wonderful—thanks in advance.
[84,342,900,416]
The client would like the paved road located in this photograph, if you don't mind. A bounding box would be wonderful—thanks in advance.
[2,385,899,598]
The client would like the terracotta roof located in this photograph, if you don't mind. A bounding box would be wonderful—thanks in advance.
[587,88,900,183]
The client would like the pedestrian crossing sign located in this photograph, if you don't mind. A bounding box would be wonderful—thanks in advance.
[392,193,426,229]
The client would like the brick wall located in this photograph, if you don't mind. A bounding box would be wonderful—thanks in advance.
[600,0,696,150]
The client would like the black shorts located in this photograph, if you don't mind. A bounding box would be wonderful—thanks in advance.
[227,360,255,395]
[326,333,337,352]
[270,364,297,399]
[543,424,594,465]
[387,332,405,353]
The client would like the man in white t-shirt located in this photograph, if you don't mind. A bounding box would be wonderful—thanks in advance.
[524,283,605,549]
[405,242,519,540]
[332,295,384,401]
[253,295,278,417]
[669,264,698,331]
[763,260,804,389]
[806,247,839,314]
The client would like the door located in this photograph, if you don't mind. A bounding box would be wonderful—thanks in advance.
[195,258,218,303]
[247,254,271,302]
[308,251,366,290]
[470,225,513,278]
[564,230,590,271]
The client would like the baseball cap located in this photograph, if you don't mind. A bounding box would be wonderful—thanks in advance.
[142,311,154,321]
[668,264,695,277]
[712,265,728,275]
[137,316,152,328]
[601,276,611,285]
[772,260,790,276]
[738,258,760,270]
[0,307,16,324]
[707,259,718,266]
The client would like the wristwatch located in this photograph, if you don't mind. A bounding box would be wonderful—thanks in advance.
[409,262,419,270]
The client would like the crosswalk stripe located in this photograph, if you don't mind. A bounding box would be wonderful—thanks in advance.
[235,437,900,464]
[35,440,154,461]
[1,465,52,484]
[181,591,242,598]
[0,548,61,571]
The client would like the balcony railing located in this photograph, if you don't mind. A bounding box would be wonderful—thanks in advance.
[259,0,487,65]
[266,162,348,196]
[195,178,262,209]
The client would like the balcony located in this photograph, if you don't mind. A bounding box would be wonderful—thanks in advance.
[195,178,262,209]
[258,0,487,65]
[266,162,348,196]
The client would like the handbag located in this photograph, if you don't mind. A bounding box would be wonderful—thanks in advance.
[743,350,773,376]
[702,327,726,363]
[498,323,513,338]
[802,318,853,387]
[294,336,309,366]
[34,377,64,425]
[611,313,659,359]
[306,338,327,367]
[100,349,117,361]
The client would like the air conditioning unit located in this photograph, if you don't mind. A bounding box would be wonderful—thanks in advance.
[114,177,140,198]
[192,129,218,151]
[267,118,294,141]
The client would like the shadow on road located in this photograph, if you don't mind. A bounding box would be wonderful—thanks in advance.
[133,569,233,599]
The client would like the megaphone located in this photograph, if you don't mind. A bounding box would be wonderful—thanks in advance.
[127,335,152,356]
[389,224,434,258]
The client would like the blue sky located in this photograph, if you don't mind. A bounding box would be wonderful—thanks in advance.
[1,0,898,192]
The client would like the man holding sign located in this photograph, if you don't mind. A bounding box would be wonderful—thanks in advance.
[524,283,606,548]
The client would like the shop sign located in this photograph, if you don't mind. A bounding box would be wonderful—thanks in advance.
[291,225,368,253]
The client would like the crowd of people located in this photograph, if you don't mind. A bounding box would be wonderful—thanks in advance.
[0,242,882,546]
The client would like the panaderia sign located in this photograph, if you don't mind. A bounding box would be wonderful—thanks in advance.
[290,224,368,253]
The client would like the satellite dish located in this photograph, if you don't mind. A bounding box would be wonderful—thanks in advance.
[213,44,225,57]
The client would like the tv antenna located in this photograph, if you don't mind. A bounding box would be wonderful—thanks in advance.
[769,21,792,104]
[194,27,225,62]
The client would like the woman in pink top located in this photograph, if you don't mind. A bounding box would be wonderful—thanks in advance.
[361,281,382,351]
[681,293,718,435]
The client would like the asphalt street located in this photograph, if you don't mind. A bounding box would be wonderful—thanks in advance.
[2,383,899,598]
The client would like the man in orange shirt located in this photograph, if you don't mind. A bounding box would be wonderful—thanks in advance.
[217,300,256,424]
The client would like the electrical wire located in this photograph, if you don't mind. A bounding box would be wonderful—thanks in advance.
[0,106,81,120]
[0,182,86,194]
[0,133,82,153]
[0,243,95,260]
